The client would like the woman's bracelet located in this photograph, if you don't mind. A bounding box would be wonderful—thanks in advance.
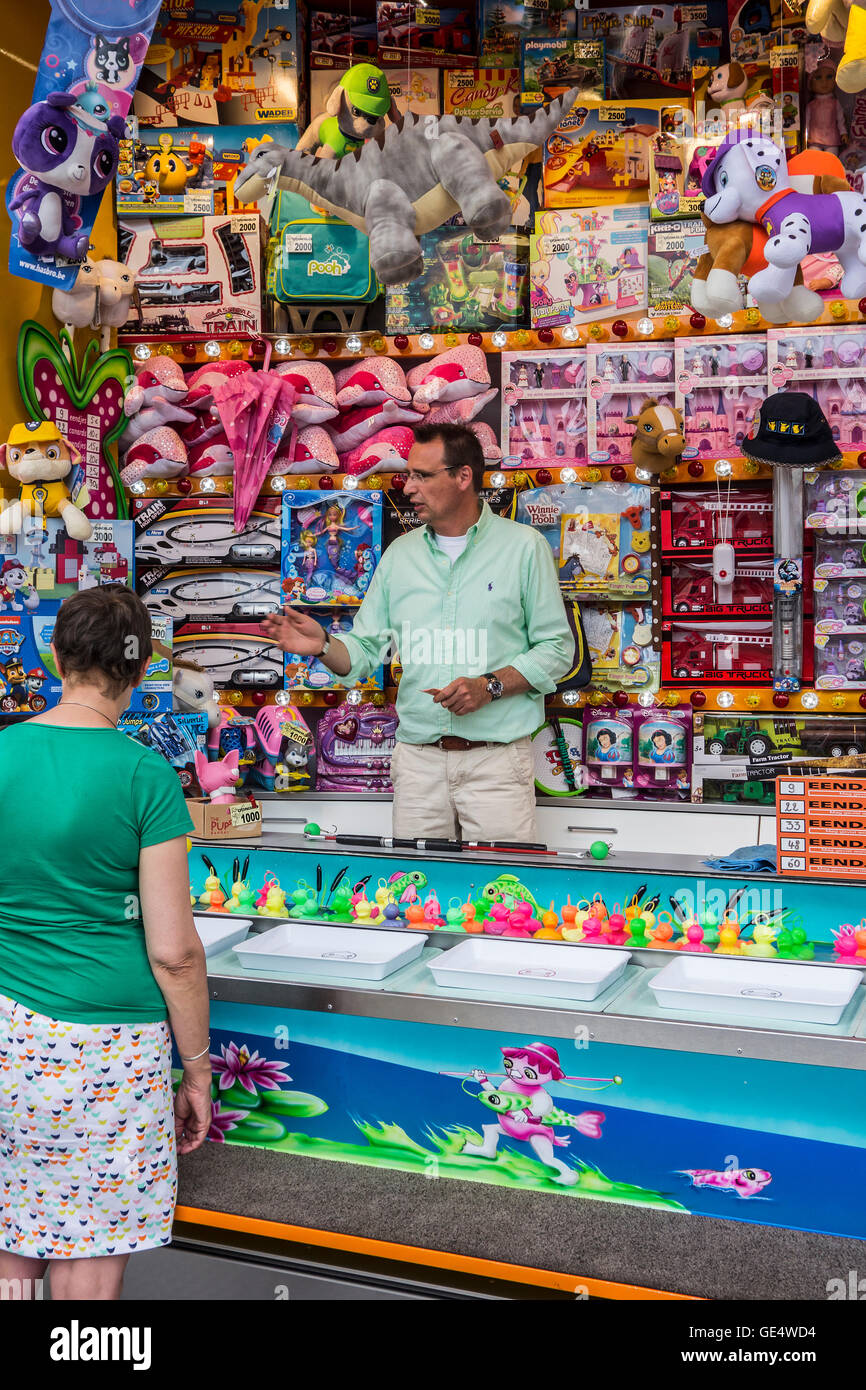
[180,1041,211,1062]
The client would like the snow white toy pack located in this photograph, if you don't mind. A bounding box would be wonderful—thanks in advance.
[281,491,383,606]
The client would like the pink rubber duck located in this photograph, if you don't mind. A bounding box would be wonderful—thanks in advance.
[484,903,510,935]
[833,926,859,960]
[582,915,603,943]
[423,890,444,926]
[682,923,711,954]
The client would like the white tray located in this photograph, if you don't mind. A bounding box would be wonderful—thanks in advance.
[194,914,253,958]
[428,938,631,1001]
[233,922,428,980]
[649,955,862,1025]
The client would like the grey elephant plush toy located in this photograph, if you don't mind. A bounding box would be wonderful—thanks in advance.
[234,90,578,285]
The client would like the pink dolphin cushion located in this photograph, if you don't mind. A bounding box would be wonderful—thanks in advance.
[334,357,411,409]
[270,425,340,475]
[407,346,491,408]
[120,427,188,483]
[340,425,415,477]
[274,362,339,423]
[327,400,423,453]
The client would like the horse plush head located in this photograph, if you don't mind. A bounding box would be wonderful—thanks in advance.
[627,399,685,476]
[701,132,788,224]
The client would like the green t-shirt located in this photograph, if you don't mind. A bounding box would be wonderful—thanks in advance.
[0,724,194,1025]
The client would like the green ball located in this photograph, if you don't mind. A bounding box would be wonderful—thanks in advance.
[304,822,321,836]
[590,840,609,860]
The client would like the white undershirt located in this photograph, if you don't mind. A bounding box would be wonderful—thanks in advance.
[434,531,470,563]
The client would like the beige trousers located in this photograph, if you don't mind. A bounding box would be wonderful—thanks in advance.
[390,737,538,841]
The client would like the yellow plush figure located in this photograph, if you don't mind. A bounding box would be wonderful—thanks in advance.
[807,0,866,94]
[0,421,92,541]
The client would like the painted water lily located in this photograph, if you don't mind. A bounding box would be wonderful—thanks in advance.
[210,1040,291,1094]
[208,1101,248,1143]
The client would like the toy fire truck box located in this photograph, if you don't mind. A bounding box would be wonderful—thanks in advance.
[386,228,529,332]
[660,484,774,554]
[316,699,399,792]
[174,622,285,691]
[187,794,263,840]
[516,479,653,598]
[118,711,209,796]
[520,37,604,107]
[647,217,707,317]
[119,214,263,335]
[0,605,62,716]
[578,3,726,99]
[0,518,133,605]
[586,340,676,461]
[132,0,304,131]
[692,46,801,154]
[530,205,648,330]
[284,608,383,691]
[664,555,775,617]
[501,348,587,465]
[479,0,577,66]
[117,122,274,219]
[377,1,476,67]
[676,334,767,460]
[662,618,776,684]
[542,100,692,209]
[443,67,520,117]
[126,613,174,714]
[311,66,440,118]
[311,9,379,66]
[138,566,282,624]
[133,497,282,569]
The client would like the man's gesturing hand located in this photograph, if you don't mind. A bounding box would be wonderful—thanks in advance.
[262,606,326,655]
[425,676,491,716]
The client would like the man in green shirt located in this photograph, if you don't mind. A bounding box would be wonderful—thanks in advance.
[264,422,574,839]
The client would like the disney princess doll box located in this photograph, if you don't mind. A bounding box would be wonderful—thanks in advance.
[281,491,383,606]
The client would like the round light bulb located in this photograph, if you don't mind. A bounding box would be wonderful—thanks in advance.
[346,689,363,705]
[637,317,654,336]
[274,338,291,355]
[134,343,151,361]
[489,470,506,488]
[637,691,655,707]
[562,326,578,342]
[560,467,577,484]
[204,340,221,358]
[342,474,359,490]
[562,689,580,706]
[129,480,147,495]
[715,315,734,329]
[716,691,735,708]
[275,690,291,706]
[715,459,732,477]
[270,474,287,491]
[346,335,363,353]
[800,690,819,710]
[200,477,216,492]
[491,330,507,348]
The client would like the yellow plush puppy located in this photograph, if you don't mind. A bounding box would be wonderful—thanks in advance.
[0,421,92,541]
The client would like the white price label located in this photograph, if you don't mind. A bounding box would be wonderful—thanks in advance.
[780,818,805,833]
[184,190,213,214]
[230,216,259,236]
[284,233,313,253]
[780,837,806,852]
[780,799,805,814]
[779,780,805,794]
[229,802,262,829]
[781,856,805,870]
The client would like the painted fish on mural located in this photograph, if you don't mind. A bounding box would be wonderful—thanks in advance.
[387,869,428,903]
[677,1167,772,1199]
[480,874,542,913]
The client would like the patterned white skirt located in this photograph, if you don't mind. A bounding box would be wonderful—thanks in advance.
[0,992,177,1259]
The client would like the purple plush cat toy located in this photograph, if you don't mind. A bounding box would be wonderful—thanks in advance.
[9,91,125,261]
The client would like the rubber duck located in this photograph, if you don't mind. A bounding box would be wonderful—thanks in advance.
[534,924,562,939]
[199,869,222,906]
[352,895,374,922]
[789,926,814,961]
[591,893,608,922]
[582,915,603,943]
[445,899,465,928]
[374,881,392,909]
[405,903,427,929]
[261,885,286,917]
[423,890,444,927]
[541,901,559,931]
[833,926,858,960]
[561,898,578,932]
[484,903,510,936]
[741,922,778,958]
[681,923,711,953]
[855,925,866,958]
[332,885,355,920]
[231,884,257,915]
[626,914,649,947]
[715,923,742,955]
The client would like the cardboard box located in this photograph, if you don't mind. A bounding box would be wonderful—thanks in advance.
[386,228,529,332]
[377,1,476,68]
[542,99,691,208]
[119,213,262,336]
[479,0,577,67]
[443,67,520,117]
[187,796,263,839]
[579,3,725,98]
[117,122,280,219]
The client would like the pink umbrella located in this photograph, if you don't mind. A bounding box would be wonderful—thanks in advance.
[214,369,297,531]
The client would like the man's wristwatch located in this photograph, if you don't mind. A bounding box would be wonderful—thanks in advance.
[318,631,331,658]
[483,672,503,701]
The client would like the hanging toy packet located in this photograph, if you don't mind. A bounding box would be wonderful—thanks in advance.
[517,480,652,600]
[7,0,162,288]
[634,707,692,797]
[583,706,635,791]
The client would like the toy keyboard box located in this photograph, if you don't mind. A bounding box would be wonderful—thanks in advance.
[127,612,173,714]
[478,0,577,66]
[660,484,774,554]
[137,566,281,623]
[516,480,653,599]
[117,122,275,219]
[542,99,692,209]
[521,37,604,107]
[281,491,383,606]
[316,699,399,792]
[132,0,303,130]
[0,518,133,605]
[174,622,285,691]
[285,608,383,691]
[442,68,520,117]
[577,3,725,99]
[133,497,282,568]
[647,218,706,317]
[119,214,263,335]
[267,190,379,307]
[530,205,648,330]
[377,1,476,67]
[118,710,208,796]
[385,229,529,332]
[0,605,62,716]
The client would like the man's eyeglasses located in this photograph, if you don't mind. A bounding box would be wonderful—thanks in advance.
[404,465,462,484]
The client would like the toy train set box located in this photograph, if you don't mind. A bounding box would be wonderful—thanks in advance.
[133,497,282,568]
[119,213,263,334]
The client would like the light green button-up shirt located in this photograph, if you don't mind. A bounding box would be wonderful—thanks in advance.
[340,501,575,745]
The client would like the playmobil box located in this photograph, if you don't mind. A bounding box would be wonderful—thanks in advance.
[284,608,383,691]
[0,605,62,716]
[138,567,282,623]
[133,497,282,568]
[281,491,383,606]
[377,1,476,67]
[577,3,726,99]
[119,213,263,335]
[542,99,692,208]
[174,621,285,691]
[443,67,520,117]
[0,518,133,605]
[310,66,441,120]
[119,710,209,796]
[117,122,274,218]
[132,0,304,131]
[530,205,648,329]
[647,218,706,316]
[386,228,529,331]
[520,37,604,107]
[478,0,577,67]
[126,612,174,715]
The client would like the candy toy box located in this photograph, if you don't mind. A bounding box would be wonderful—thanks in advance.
[281,491,383,606]
[662,618,777,684]
[530,205,648,329]
[137,567,282,623]
[117,122,272,218]
[676,334,767,459]
[118,711,208,796]
[814,634,866,690]
[520,37,604,107]
[543,99,691,209]
[132,0,303,130]
[581,602,660,691]
[516,479,653,598]
[805,470,866,531]
[174,622,284,691]
[133,497,281,568]
[813,577,866,634]
[660,484,774,553]
[285,609,383,692]
[0,519,132,606]
[647,128,725,221]
[385,229,529,332]
[479,0,577,66]
[579,3,725,99]
[665,556,775,617]
[443,68,520,117]
[502,348,587,464]
[377,1,476,67]
[316,699,399,792]
[0,605,62,715]
[119,213,263,335]
[586,341,676,461]
[647,218,707,317]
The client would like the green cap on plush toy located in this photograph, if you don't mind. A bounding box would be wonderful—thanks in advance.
[339,63,392,117]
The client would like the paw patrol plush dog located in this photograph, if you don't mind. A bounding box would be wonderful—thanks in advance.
[0,420,92,540]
